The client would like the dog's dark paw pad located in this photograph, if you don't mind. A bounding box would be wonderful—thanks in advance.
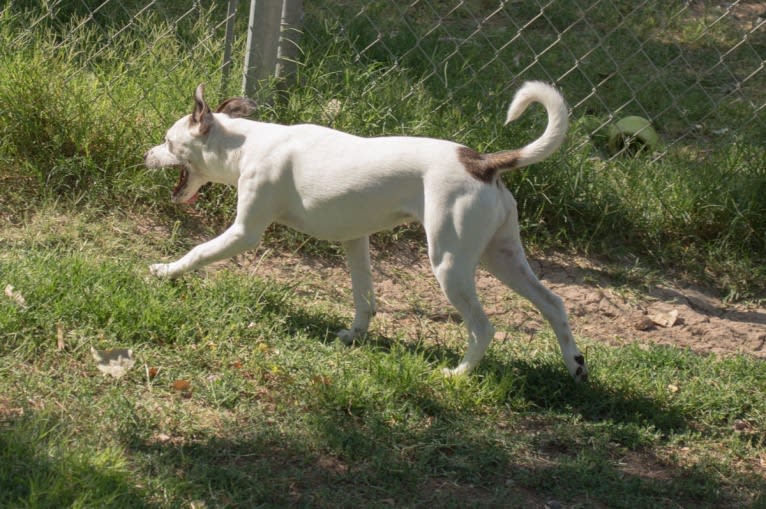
[574,355,585,366]
[573,361,589,383]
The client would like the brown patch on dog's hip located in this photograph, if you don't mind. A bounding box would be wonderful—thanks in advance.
[457,146,520,183]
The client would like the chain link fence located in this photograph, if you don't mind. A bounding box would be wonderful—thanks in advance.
[3,0,765,159]
[296,0,765,158]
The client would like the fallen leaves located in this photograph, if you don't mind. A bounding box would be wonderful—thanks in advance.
[649,309,680,328]
[172,379,193,398]
[88,344,197,399]
[4,284,28,310]
[311,374,332,387]
[56,322,66,350]
[635,309,680,330]
[733,419,757,434]
[90,347,135,378]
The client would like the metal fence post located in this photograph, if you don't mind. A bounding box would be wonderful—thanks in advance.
[276,0,303,86]
[242,0,283,99]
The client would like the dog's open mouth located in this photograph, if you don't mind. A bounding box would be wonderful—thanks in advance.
[171,167,199,205]
[172,166,188,198]
[171,166,198,204]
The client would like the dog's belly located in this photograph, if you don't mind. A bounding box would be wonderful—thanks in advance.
[277,212,417,241]
[277,195,421,241]
[276,172,423,241]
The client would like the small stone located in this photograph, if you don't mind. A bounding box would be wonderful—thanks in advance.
[634,317,655,331]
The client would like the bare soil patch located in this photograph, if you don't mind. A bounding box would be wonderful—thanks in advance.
[234,243,766,358]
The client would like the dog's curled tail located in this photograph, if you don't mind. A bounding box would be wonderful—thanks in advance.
[458,81,568,183]
[505,81,568,169]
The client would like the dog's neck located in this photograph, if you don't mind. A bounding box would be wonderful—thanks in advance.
[194,116,252,186]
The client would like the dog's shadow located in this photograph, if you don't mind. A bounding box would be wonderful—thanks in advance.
[125,284,698,506]
[258,289,687,434]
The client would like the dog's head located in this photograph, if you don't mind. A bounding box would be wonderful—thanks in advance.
[144,84,257,204]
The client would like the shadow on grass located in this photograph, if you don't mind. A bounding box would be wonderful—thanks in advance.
[129,425,545,508]
[128,274,762,507]
[0,412,156,509]
[360,332,688,433]
[121,361,763,508]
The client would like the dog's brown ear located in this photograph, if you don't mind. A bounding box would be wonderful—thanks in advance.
[190,83,212,135]
[215,97,258,118]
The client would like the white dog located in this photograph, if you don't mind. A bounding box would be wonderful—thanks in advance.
[145,81,588,381]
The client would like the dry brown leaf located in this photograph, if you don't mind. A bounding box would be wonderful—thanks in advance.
[649,309,679,328]
[172,380,193,398]
[312,374,332,387]
[91,347,135,378]
[4,284,28,310]
[147,367,159,380]
[56,322,65,351]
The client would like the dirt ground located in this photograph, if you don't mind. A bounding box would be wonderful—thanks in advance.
[236,243,766,358]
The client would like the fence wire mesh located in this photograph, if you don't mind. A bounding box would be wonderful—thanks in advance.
[299,0,765,158]
[3,0,765,159]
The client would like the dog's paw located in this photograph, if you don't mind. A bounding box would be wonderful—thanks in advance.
[336,329,356,345]
[336,328,366,345]
[570,354,589,383]
[337,330,353,345]
[149,263,174,279]
[442,363,471,377]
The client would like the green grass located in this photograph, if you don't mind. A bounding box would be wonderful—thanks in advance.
[1,1,766,507]
[1,208,765,508]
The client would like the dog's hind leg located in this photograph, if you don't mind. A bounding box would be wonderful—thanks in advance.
[430,252,495,376]
[481,212,588,382]
[424,214,496,375]
[338,236,376,344]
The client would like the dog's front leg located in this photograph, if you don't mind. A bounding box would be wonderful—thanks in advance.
[149,222,265,279]
[338,236,376,344]
[151,175,275,279]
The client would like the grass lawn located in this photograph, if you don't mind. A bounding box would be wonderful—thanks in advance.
[1,206,765,508]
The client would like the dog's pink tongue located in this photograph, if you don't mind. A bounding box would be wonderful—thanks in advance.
[185,193,199,205]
